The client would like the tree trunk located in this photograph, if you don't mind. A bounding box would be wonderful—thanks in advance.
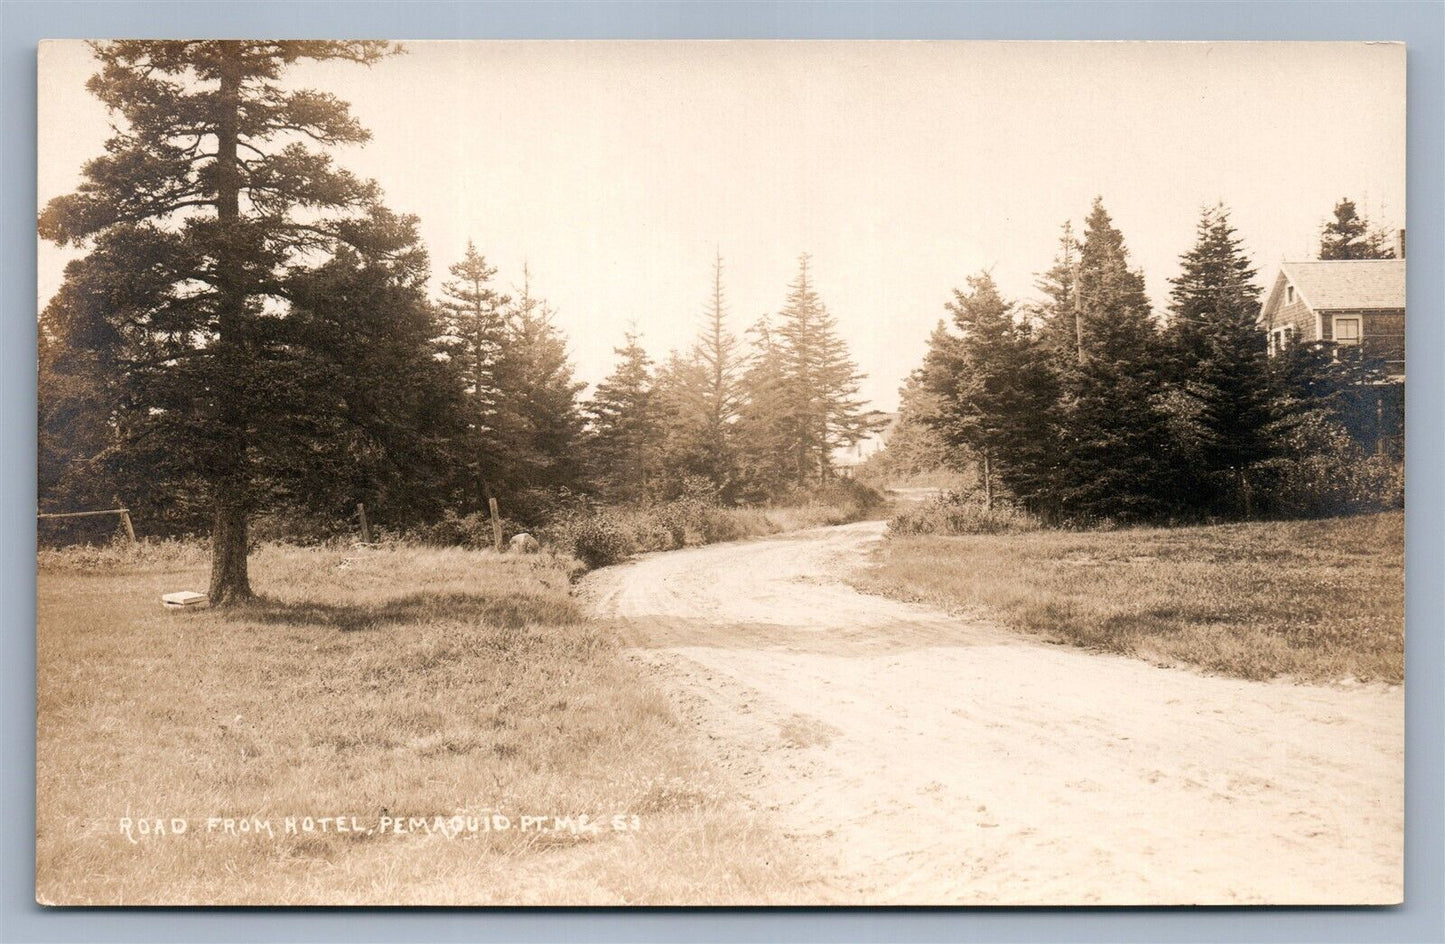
[982,451,994,510]
[818,415,830,484]
[207,43,253,605]
[208,485,251,605]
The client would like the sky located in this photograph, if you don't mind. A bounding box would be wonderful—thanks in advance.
[37,41,1405,410]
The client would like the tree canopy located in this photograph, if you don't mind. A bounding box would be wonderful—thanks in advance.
[39,40,428,603]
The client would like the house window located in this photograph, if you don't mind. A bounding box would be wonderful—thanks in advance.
[1334,317,1361,345]
[1286,285,1295,304]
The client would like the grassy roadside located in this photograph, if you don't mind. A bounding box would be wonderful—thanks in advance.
[545,482,886,568]
[855,512,1403,684]
[37,543,808,905]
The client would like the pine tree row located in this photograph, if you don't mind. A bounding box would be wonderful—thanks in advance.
[906,197,1402,525]
[581,251,878,506]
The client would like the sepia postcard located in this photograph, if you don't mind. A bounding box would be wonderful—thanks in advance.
[36,39,1404,906]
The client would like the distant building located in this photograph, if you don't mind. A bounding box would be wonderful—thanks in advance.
[833,411,898,475]
[1259,257,1405,379]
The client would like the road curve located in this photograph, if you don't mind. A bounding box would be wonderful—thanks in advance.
[583,520,1403,905]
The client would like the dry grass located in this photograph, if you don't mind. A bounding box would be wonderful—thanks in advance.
[856,512,1403,684]
[715,502,879,536]
[547,484,887,569]
[37,543,807,905]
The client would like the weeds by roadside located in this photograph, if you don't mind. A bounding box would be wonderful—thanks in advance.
[889,491,1041,536]
[544,480,885,569]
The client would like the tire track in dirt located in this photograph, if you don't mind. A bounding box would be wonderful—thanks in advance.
[583,521,1403,905]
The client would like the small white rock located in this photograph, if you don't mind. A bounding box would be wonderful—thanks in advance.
[508,533,540,554]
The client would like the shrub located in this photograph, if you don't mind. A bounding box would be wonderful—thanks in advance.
[502,487,591,529]
[772,478,885,521]
[1258,413,1406,518]
[415,511,495,549]
[536,476,886,571]
[889,491,1041,536]
[544,509,635,569]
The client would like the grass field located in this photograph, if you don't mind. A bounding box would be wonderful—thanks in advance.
[856,512,1403,684]
[36,543,806,905]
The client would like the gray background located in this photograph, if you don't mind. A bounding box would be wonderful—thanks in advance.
[2,2,1440,941]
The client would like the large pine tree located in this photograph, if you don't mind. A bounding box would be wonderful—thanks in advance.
[489,268,587,502]
[1031,220,1086,372]
[773,254,873,485]
[733,315,797,501]
[655,252,745,498]
[1319,198,1396,260]
[924,273,1059,510]
[38,40,432,604]
[585,330,662,504]
[1055,198,1180,521]
[437,241,511,508]
[1166,204,1274,514]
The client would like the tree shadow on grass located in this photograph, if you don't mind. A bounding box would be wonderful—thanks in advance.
[237,590,583,633]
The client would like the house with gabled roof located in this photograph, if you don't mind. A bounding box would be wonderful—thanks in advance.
[1259,257,1406,379]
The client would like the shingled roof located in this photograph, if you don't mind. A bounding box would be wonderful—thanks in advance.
[1278,259,1406,311]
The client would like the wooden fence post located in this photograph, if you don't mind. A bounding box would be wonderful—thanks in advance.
[488,497,502,553]
[119,509,136,544]
[357,502,371,544]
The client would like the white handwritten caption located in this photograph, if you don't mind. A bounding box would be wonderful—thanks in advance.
[117,813,643,843]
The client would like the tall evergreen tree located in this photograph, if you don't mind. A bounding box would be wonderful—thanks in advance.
[490,267,586,499]
[925,273,1060,509]
[773,254,874,485]
[1319,198,1396,260]
[437,241,511,508]
[733,315,797,500]
[38,318,109,506]
[280,246,465,529]
[1166,204,1273,514]
[1166,204,1261,368]
[655,252,744,498]
[1055,198,1180,521]
[585,329,662,503]
[1031,220,1086,371]
[38,40,423,604]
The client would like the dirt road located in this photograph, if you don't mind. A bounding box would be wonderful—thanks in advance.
[584,521,1403,905]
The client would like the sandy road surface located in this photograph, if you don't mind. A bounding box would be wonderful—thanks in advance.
[583,521,1403,905]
